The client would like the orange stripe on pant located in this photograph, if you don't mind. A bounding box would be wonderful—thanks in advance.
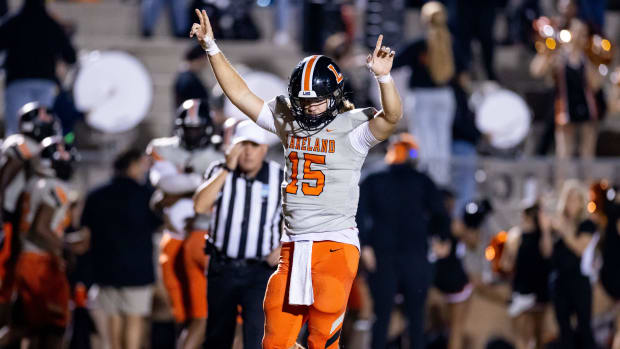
[15,252,70,329]
[262,241,359,349]
[182,230,208,320]
[160,231,208,323]
[0,223,17,303]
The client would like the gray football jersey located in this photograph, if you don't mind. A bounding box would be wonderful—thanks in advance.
[146,136,222,232]
[267,96,374,236]
[146,136,221,179]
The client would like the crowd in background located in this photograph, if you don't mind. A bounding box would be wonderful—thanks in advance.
[0,0,616,348]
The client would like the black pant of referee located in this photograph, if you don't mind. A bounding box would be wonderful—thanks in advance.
[206,253,274,349]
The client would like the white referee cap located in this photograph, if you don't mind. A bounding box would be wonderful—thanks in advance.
[232,120,269,145]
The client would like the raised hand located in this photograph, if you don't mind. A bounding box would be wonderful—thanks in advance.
[189,9,214,50]
[225,143,243,171]
[366,35,395,77]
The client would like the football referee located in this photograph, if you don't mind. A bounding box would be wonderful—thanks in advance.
[194,120,283,349]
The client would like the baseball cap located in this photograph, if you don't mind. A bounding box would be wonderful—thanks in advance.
[232,120,269,145]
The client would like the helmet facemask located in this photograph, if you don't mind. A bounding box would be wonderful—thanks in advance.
[18,103,61,142]
[39,137,78,181]
[289,86,343,132]
[51,156,75,181]
[176,122,213,151]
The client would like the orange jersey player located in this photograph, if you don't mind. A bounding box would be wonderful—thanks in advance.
[11,137,87,348]
[147,99,222,348]
[191,9,402,349]
[0,102,61,324]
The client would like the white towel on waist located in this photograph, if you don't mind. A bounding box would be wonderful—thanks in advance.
[289,241,314,305]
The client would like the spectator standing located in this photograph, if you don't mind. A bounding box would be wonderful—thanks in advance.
[174,45,209,108]
[393,1,457,186]
[0,0,76,136]
[445,0,497,80]
[540,180,598,349]
[501,202,551,349]
[450,74,480,217]
[432,189,473,349]
[194,121,283,349]
[81,149,162,349]
[357,133,450,349]
[141,0,188,38]
[530,19,603,160]
[591,181,620,349]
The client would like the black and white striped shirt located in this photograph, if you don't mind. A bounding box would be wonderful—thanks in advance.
[205,160,283,259]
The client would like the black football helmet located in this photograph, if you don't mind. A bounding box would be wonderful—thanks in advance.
[288,55,345,131]
[38,136,78,181]
[17,102,61,142]
[175,99,215,151]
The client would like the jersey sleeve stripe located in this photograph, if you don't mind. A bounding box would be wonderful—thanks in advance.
[150,149,163,162]
[54,186,68,205]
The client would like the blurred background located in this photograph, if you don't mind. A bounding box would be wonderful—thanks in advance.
[1,0,620,348]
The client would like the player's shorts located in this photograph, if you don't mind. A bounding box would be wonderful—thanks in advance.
[0,223,16,303]
[263,241,359,349]
[182,230,208,320]
[15,252,70,329]
[160,231,208,323]
[96,285,153,316]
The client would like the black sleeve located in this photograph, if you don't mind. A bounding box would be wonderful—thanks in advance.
[357,177,374,247]
[425,176,450,240]
[54,23,76,64]
[578,219,597,236]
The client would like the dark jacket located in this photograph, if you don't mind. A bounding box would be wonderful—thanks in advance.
[0,0,76,85]
[357,163,450,259]
[81,176,162,287]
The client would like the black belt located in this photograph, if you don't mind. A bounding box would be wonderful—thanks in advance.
[215,256,265,268]
[206,240,271,269]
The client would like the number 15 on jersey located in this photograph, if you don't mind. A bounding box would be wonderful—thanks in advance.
[285,151,325,196]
